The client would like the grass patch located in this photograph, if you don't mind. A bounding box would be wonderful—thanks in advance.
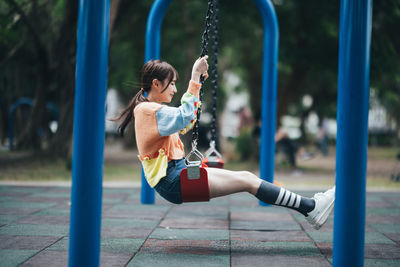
[367,177,400,189]
[224,160,259,172]
[103,164,141,181]
[0,157,142,182]
[368,147,399,160]
[0,159,71,181]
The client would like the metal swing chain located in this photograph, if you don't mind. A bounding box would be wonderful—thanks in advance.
[191,0,215,151]
[210,0,219,144]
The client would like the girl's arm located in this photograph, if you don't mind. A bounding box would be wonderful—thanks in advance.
[156,80,201,136]
[156,56,208,136]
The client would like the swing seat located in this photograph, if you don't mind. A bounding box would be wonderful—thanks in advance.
[203,156,224,168]
[180,163,210,202]
[203,141,224,168]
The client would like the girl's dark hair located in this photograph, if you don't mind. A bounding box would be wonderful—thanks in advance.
[112,60,178,136]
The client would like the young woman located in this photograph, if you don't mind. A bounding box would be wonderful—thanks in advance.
[114,56,335,230]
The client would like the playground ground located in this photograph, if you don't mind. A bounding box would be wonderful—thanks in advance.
[0,143,399,266]
[0,185,399,266]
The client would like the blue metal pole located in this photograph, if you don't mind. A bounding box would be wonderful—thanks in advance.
[253,0,279,206]
[333,0,372,266]
[8,98,33,150]
[141,0,172,204]
[68,0,110,266]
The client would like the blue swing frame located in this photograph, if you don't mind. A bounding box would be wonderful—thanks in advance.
[69,0,373,266]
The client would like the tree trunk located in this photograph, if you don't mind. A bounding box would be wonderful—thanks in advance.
[6,0,50,151]
[109,0,122,40]
[47,0,78,158]
[276,64,306,125]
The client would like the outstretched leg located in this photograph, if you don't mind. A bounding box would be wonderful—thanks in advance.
[206,167,314,215]
[206,168,335,229]
[205,167,261,197]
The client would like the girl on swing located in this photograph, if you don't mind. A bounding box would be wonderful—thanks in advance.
[114,56,335,230]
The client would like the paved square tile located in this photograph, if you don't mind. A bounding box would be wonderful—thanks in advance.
[159,217,229,229]
[0,185,399,266]
[231,230,312,242]
[166,205,229,219]
[317,243,400,259]
[0,235,60,250]
[101,238,145,254]
[0,224,68,236]
[366,215,400,224]
[0,249,38,267]
[140,239,229,255]
[230,205,290,214]
[103,209,166,220]
[0,207,42,215]
[30,192,70,199]
[101,227,153,239]
[0,196,16,202]
[307,231,395,244]
[0,215,25,224]
[34,208,70,216]
[231,220,301,231]
[0,186,46,194]
[369,223,400,233]
[46,236,144,253]
[231,241,321,257]
[20,250,133,267]
[366,207,400,215]
[0,191,30,197]
[232,255,331,267]
[384,233,400,244]
[16,215,69,225]
[102,217,159,228]
[15,197,67,204]
[230,211,295,221]
[127,253,229,267]
[46,237,68,251]
[0,201,56,210]
[364,259,400,266]
[150,228,229,240]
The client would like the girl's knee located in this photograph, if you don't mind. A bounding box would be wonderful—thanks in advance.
[235,171,258,191]
[240,171,261,193]
[239,171,258,180]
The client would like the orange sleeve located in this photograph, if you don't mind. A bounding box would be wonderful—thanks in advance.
[187,80,202,98]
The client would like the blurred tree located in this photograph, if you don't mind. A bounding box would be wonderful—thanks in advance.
[1,0,398,162]
[370,1,400,130]
[1,0,78,155]
[218,0,340,142]
[1,0,122,157]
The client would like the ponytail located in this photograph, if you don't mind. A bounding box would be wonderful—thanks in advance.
[112,88,148,137]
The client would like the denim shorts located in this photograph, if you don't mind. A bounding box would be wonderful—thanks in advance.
[154,158,185,204]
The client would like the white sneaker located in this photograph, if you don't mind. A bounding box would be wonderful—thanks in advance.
[306,186,335,230]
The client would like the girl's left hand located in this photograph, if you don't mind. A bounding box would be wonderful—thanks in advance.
[191,56,209,82]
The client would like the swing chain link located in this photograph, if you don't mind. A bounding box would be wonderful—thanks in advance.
[191,0,216,151]
[210,0,219,144]
[199,0,214,58]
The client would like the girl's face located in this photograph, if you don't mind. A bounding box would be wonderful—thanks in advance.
[152,75,177,104]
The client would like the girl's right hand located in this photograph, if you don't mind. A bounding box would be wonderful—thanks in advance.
[191,55,209,83]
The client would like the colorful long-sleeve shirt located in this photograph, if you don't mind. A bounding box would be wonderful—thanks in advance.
[134,80,202,187]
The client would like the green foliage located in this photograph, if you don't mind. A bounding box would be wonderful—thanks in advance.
[2,0,399,152]
[370,1,400,126]
[234,128,257,161]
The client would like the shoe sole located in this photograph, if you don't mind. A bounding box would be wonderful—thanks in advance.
[313,198,335,230]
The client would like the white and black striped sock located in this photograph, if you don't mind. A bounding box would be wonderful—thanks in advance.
[256,181,315,215]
